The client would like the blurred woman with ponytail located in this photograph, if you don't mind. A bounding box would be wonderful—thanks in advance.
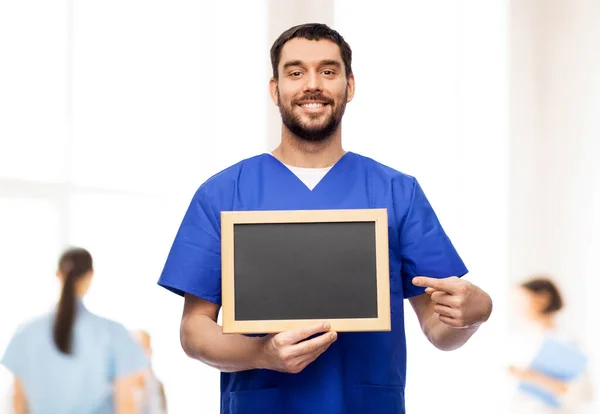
[1,247,149,414]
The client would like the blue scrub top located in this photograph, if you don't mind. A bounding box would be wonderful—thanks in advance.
[1,301,149,414]
[158,152,468,414]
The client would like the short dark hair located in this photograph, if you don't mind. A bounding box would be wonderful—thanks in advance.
[270,23,353,80]
[521,277,564,314]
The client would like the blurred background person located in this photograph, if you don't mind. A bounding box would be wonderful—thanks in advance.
[0,247,149,414]
[131,330,168,414]
[507,277,594,413]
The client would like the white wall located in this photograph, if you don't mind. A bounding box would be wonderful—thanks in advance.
[510,0,600,411]
[582,61,600,412]
[509,0,546,283]
[536,0,600,336]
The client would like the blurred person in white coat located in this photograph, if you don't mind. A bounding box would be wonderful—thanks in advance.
[132,330,168,414]
[507,277,595,413]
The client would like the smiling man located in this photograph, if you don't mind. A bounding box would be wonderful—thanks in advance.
[157,23,493,414]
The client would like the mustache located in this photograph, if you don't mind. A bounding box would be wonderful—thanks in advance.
[292,94,334,105]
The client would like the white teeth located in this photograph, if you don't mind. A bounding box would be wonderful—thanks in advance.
[301,103,324,108]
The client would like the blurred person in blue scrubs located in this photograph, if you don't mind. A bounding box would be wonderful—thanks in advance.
[157,23,493,414]
[1,247,149,414]
[131,330,168,414]
[508,277,595,413]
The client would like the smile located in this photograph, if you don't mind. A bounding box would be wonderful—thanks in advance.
[301,103,325,108]
[297,102,329,113]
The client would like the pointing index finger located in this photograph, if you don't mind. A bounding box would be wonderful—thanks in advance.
[412,276,458,294]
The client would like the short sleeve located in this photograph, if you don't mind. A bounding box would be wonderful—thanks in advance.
[157,184,222,304]
[0,325,29,379]
[109,323,149,380]
[399,178,468,298]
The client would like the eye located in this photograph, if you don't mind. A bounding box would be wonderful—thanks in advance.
[322,70,336,76]
[289,71,302,77]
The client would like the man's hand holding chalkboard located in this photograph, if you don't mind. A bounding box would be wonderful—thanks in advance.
[412,276,492,329]
[258,322,337,374]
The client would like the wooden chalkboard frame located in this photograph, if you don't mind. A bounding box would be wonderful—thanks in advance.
[220,209,391,334]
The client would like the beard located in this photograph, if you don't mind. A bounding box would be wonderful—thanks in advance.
[277,89,348,142]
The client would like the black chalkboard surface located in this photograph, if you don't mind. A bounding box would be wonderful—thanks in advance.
[220,209,390,334]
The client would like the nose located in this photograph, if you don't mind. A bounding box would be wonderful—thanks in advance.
[304,70,323,93]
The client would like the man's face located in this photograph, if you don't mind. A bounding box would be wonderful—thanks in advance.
[270,38,355,142]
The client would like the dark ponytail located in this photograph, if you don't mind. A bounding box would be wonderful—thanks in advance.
[53,247,93,355]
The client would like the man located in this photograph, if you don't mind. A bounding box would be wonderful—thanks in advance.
[158,23,493,414]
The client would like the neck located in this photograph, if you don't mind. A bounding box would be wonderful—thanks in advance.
[272,125,345,168]
[74,279,90,298]
[534,314,555,331]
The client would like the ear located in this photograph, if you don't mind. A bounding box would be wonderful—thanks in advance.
[539,291,552,309]
[346,73,355,103]
[269,77,279,107]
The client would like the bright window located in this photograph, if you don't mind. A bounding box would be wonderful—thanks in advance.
[0,1,68,182]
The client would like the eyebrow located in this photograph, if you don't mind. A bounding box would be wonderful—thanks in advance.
[319,60,342,69]
[282,59,342,70]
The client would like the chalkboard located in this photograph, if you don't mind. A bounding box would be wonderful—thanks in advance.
[220,209,390,334]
